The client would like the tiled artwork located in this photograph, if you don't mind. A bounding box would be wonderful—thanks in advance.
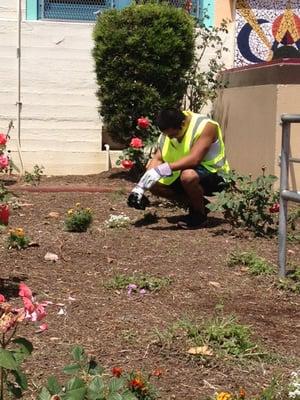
[235,0,300,66]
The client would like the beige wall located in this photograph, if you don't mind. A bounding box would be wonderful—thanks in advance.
[0,1,109,175]
[214,83,300,190]
[215,0,235,27]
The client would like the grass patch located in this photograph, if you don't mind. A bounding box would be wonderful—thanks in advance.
[228,251,275,276]
[153,314,268,361]
[277,265,300,293]
[105,273,171,292]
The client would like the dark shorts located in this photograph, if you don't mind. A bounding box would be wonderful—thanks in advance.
[170,166,225,196]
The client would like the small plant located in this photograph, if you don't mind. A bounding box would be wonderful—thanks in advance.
[183,17,229,112]
[277,265,300,293]
[289,370,300,399]
[38,345,159,400]
[207,169,279,236]
[209,378,286,399]
[105,274,171,293]
[7,228,30,250]
[0,282,48,400]
[24,165,44,186]
[0,121,19,176]
[228,251,275,276]
[64,203,92,232]
[104,214,131,229]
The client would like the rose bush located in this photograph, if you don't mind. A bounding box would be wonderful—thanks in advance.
[0,283,49,399]
[116,116,160,178]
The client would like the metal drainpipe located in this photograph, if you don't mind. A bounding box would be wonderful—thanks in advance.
[16,0,24,175]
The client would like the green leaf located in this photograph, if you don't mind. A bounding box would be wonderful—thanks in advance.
[109,377,125,393]
[61,387,87,400]
[63,364,81,375]
[108,393,123,400]
[66,377,86,391]
[38,387,52,400]
[12,369,28,390]
[47,375,62,395]
[89,376,104,393]
[13,337,33,357]
[71,346,86,362]
[122,391,138,400]
[0,348,18,370]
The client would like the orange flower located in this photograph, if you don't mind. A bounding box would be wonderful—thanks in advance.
[129,377,144,390]
[239,388,246,399]
[112,367,123,378]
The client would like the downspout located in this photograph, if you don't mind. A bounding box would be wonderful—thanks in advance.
[16,0,24,175]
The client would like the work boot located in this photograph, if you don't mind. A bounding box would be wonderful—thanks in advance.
[177,212,208,230]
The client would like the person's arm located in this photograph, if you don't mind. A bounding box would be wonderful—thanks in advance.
[169,122,217,171]
[146,148,163,170]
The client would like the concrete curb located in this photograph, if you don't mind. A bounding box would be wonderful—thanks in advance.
[10,186,125,193]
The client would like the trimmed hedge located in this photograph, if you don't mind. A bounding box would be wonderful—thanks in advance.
[93,3,195,144]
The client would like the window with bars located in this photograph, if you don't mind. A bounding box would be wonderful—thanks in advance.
[37,0,203,21]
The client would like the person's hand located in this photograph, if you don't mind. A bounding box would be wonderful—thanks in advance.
[138,163,172,189]
[127,186,150,210]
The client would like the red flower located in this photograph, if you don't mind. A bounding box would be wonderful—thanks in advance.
[129,378,144,390]
[0,204,9,225]
[269,203,280,213]
[0,294,6,303]
[137,117,150,130]
[130,137,143,149]
[0,133,7,145]
[121,159,134,170]
[112,367,123,378]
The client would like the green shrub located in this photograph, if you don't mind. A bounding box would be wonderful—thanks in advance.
[65,204,93,232]
[93,3,195,144]
[207,169,279,236]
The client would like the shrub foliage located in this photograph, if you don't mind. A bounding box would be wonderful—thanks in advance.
[93,3,195,144]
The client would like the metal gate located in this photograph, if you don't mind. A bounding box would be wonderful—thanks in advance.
[38,0,202,21]
[278,114,300,277]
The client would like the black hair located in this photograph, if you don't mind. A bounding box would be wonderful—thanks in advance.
[156,108,185,131]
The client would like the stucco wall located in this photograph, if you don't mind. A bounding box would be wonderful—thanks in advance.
[214,81,300,190]
[0,1,107,175]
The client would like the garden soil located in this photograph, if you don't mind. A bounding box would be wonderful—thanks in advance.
[0,169,299,400]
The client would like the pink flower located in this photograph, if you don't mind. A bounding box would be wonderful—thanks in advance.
[36,323,48,333]
[0,155,9,169]
[121,159,134,170]
[137,117,150,130]
[22,296,35,313]
[130,137,143,149]
[0,133,7,145]
[127,283,137,295]
[19,282,32,299]
[0,294,6,303]
[35,303,47,321]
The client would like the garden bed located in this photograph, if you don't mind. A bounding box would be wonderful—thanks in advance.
[0,169,299,399]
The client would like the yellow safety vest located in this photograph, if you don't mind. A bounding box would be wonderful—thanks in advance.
[158,111,230,186]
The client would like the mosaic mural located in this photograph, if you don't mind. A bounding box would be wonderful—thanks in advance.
[235,0,300,66]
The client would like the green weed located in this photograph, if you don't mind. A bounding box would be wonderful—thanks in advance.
[105,274,171,292]
[228,251,275,276]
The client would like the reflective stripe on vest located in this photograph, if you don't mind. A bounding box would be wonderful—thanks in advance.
[159,113,229,186]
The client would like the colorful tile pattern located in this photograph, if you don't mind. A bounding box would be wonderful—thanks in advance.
[235,0,300,66]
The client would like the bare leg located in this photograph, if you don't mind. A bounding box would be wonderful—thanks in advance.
[180,169,206,215]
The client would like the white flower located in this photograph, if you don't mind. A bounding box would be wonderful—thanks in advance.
[104,214,131,228]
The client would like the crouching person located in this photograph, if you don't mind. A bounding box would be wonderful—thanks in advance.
[128,108,230,229]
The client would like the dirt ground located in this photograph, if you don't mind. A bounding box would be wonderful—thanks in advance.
[0,169,299,400]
